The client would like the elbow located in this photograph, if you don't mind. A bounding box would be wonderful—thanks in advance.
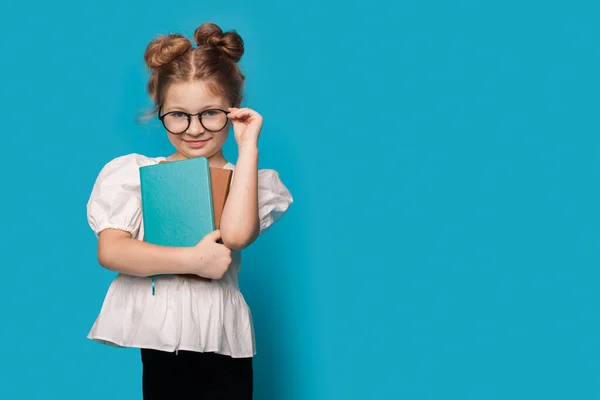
[97,236,124,272]
[96,229,138,274]
[221,234,254,251]
[221,223,260,251]
[97,242,114,270]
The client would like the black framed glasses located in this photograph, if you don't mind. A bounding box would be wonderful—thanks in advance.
[158,107,230,134]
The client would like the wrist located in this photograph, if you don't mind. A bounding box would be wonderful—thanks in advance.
[177,247,195,274]
[237,142,258,156]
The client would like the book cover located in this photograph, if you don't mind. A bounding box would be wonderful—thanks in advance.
[156,160,233,229]
[140,157,216,248]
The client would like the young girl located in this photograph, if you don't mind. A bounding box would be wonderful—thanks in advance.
[85,22,293,399]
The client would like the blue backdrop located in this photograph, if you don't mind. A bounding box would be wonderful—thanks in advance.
[0,0,598,399]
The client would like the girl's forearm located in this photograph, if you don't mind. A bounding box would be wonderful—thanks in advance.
[98,234,193,277]
[219,145,260,250]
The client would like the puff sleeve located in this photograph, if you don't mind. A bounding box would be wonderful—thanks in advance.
[257,169,293,235]
[86,154,146,238]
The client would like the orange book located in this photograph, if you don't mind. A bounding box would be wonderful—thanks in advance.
[209,167,233,229]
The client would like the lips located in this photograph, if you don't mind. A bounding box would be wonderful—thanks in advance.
[184,138,211,149]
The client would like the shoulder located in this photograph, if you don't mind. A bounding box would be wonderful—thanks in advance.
[258,168,285,183]
[257,168,293,207]
[99,153,162,172]
[87,153,162,237]
[258,169,292,202]
[257,168,293,233]
[94,153,164,184]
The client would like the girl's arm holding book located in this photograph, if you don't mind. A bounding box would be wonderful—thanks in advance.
[97,229,231,279]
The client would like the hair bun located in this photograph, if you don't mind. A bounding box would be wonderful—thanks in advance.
[193,22,244,63]
[144,34,192,69]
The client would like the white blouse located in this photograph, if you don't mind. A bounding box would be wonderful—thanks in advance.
[86,153,293,358]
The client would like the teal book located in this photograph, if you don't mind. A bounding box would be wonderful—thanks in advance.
[139,156,216,294]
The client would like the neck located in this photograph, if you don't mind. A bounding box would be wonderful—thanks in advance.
[167,150,228,168]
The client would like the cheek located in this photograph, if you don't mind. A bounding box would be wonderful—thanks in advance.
[167,134,181,148]
[213,129,229,146]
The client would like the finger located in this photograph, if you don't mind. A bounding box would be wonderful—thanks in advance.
[228,108,256,120]
[228,111,249,120]
[227,107,241,118]
[206,229,222,242]
[229,112,257,124]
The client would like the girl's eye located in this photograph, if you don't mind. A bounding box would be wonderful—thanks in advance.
[204,110,217,117]
[171,112,188,119]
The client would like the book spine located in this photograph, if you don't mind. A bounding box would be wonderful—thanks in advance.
[203,158,217,232]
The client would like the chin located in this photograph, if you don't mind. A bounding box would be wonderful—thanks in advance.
[179,146,216,160]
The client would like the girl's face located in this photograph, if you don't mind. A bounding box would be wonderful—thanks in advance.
[161,80,230,163]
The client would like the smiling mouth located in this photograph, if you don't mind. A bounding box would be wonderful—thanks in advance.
[183,138,211,148]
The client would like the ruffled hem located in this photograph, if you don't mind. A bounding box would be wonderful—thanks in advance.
[87,334,255,358]
[87,273,256,359]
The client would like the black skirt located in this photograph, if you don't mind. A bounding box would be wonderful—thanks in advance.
[141,348,253,399]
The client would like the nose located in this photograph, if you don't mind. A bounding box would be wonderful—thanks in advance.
[186,115,205,136]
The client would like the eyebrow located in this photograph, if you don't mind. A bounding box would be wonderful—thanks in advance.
[163,104,224,113]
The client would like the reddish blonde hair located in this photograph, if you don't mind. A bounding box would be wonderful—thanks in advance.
[142,22,245,117]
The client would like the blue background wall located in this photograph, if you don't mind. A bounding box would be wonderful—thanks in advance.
[0,0,598,398]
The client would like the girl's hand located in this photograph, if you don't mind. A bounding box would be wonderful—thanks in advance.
[227,107,263,149]
[185,230,232,279]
